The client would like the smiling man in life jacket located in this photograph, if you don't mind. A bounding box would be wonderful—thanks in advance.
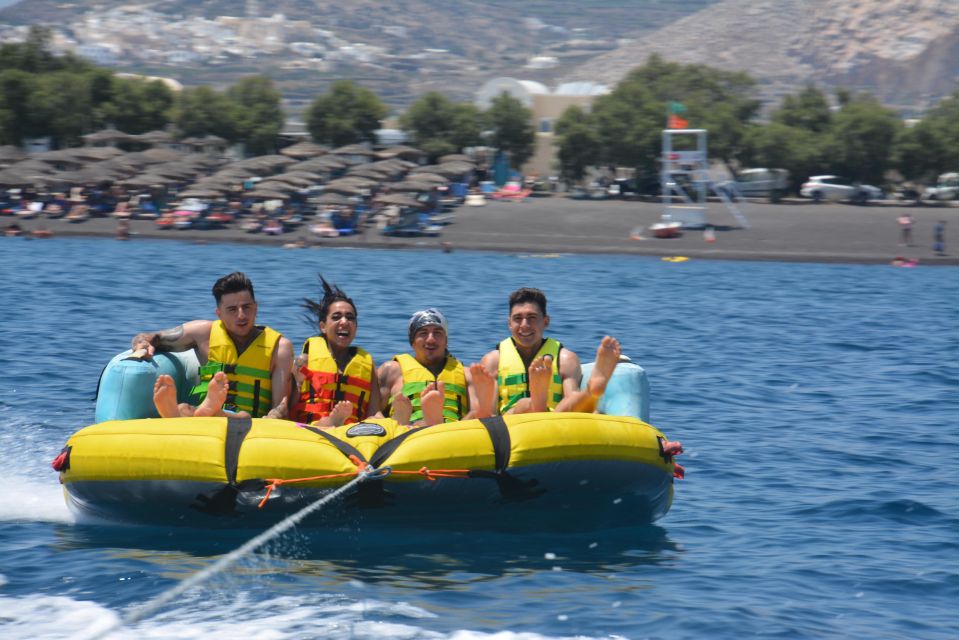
[133,271,294,419]
[479,287,621,415]
[377,308,495,426]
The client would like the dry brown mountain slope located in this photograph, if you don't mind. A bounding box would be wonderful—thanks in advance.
[566,0,959,111]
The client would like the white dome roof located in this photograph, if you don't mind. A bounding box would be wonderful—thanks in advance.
[475,77,550,109]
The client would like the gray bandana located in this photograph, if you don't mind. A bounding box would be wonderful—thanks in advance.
[408,308,448,344]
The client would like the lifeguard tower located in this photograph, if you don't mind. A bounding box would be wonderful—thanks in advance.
[660,128,749,229]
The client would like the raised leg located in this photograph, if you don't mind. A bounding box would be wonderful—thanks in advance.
[153,374,180,418]
[556,336,622,413]
[587,336,621,398]
[419,381,446,426]
[391,392,413,425]
[194,371,229,417]
[468,363,496,419]
[527,354,553,413]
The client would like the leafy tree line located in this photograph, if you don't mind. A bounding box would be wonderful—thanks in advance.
[0,27,283,154]
[0,27,534,165]
[304,82,534,166]
[554,54,959,190]
[6,28,959,186]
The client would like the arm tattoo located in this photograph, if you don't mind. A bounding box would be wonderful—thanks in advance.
[156,325,184,347]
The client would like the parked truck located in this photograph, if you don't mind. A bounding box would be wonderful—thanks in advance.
[923,172,959,201]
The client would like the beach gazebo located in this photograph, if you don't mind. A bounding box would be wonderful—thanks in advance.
[279,141,329,159]
[0,145,27,168]
[374,193,424,208]
[374,145,424,161]
[82,128,137,148]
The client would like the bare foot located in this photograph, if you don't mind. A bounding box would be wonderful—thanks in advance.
[392,392,413,425]
[527,354,553,413]
[195,371,229,417]
[587,336,621,398]
[153,374,180,418]
[420,381,445,425]
[326,400,354,426]
[468,363,496,418]
[265,396,288,419]
[293,354,309,387]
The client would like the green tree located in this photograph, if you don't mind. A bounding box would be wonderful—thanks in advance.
[484,92,535,169]
[227,75,285,156]
[0,69,35,144]
[773,85,832,133]
[893,87,959,181]
[98,76,174,134]
[554,105,600,184]
[306,80,387,146]
[25,71,97,146]
[400,92,482,161]
[172,86,239,142]
[826,93,902,185]
[741,122,826,192]
[590,54,760,179]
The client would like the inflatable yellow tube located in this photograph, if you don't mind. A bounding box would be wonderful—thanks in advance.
[58,414,678,528]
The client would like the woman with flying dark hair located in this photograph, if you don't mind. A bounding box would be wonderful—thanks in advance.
[290,275,383,426]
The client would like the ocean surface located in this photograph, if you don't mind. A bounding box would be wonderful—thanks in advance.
[1,237,957,639]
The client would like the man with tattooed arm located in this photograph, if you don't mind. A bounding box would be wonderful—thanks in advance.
[130,271,293,419]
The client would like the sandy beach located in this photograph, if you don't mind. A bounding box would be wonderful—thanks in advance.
[6,196,958,265]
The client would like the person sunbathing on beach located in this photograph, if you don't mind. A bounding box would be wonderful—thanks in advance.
[479,287,621,414]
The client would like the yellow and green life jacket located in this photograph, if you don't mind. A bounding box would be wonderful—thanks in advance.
[496,337,564,413]
[292,336,374,425]
[390,353,468,423]
[189,321,280,418]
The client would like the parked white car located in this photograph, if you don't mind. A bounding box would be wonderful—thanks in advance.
[923,172,959,201]
[718,168,790,199]
[800,175,883,203]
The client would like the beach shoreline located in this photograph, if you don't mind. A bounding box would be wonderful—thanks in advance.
[6,197,958,266]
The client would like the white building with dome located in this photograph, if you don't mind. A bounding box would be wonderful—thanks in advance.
[475,77,609,177]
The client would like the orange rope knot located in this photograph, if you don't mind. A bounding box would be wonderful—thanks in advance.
[257,454,371,508]
[385,467,473,481]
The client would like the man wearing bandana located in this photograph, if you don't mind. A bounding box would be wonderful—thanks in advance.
[377,308,495,425]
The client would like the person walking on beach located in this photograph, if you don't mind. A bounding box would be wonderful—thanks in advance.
[137,271,294,419]
[479,287,621,415]
[934,220,946,255]
[897,213,914,246]
[377,308,496,426]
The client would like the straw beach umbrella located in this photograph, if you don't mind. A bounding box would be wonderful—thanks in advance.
[279,141,329,159]
[248,188,292,200]
[374,193,424,208]
[438,153,474,164]
[385,181,436,193]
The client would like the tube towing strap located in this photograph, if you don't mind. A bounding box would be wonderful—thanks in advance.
[71,463,389,640]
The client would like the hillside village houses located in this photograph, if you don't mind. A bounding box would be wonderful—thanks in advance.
[0,8,361,67]
[1,8,611,176]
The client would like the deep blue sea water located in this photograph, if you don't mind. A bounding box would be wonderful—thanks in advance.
[1,237,957,639]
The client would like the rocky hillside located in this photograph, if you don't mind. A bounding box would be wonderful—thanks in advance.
[0,0,718,107]
[566,0,959,113]
[2,0,957,112]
